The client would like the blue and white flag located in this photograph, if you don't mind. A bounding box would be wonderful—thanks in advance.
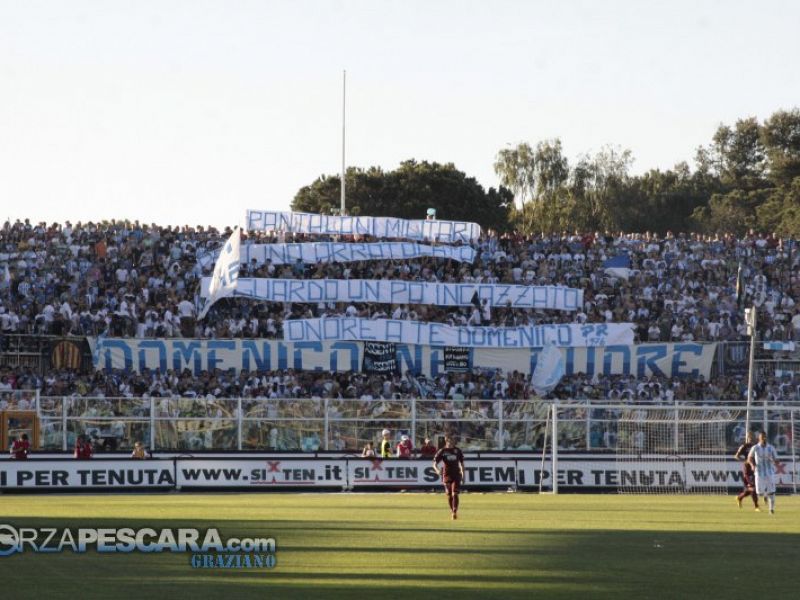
[763,341,796,352]
[90,329,108,369]
[198,227,241,320]
[0,263,10,288]
[603,254,631,280]
[531,343,565,396]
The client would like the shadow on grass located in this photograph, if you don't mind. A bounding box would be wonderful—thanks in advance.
[1,517,798,600]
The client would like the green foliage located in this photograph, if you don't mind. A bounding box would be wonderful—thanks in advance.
[503,109,800,234]
[755,178,800,236]
[761,109,800,186]
[292,160,513,232]
[690,189,769,235]
[697,117,767,190]
[291,109,800,235]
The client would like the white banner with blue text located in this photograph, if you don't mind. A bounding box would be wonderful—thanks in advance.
[88,338,716,378]
[245,210,482,243]
[200,278,583,311]
[200,241,477,267]
[284,318,633,348]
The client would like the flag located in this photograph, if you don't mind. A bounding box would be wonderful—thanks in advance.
[531,343,565,396]
[198,227,241,320]
[90,330,108,369]
[603,254,631,280]
[470,290,481,309]
[735,263,744,308]
[763,341,796,352]
[0,263,10,288]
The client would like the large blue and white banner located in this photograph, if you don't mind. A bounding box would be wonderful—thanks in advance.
[284,318,634,348]
[200,278,583,311]
[88,338,717,379]
[245,211,482,243]
[200,242,477,267]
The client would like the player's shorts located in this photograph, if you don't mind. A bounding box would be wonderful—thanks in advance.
[443,478,461,494]
[754,472,775,496]
[742,468,755,488]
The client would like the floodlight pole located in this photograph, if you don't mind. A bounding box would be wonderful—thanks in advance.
[745,306,757,434]
[340,69,346,216]
[551,402,559,495]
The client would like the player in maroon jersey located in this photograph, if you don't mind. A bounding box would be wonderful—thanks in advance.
[74,435,94,460]
[734,432,759,510]
[432,435,465,520]
[9,433,30,460]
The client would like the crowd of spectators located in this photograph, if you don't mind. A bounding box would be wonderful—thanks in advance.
[4,218,799,453]
[0,364,771,405]
[2,219,800,343]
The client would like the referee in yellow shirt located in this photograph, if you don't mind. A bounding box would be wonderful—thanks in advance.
[379,429,393,458]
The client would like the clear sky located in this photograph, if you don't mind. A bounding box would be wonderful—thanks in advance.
[1,0,798,229]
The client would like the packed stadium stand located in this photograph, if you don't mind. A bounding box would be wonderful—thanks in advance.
[1,218,799,453]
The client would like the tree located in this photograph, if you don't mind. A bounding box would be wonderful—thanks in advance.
[696,117,766,190]
[292,160,512,232]
[570,145,633,230]
[493,143,536,209]
[533,139,570,199]
[690,189,769,235]
[760,109,800,186]
[617,162,712,234]
[756,178,800,236]
[294,107,800,238]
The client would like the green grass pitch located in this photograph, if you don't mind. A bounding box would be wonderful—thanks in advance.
[1,492,799,599]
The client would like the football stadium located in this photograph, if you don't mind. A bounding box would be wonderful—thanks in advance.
[2,2,800,599]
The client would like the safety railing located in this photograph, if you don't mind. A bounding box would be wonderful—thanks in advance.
[12,395,798,456]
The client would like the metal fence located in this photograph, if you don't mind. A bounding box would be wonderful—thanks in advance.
[2,392,796,457]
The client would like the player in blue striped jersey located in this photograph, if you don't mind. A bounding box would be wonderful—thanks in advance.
[747,432,779,514]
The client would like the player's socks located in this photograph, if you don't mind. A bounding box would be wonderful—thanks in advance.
[737,496,742,508]
[453,494,459,511]
[768,494,775,514]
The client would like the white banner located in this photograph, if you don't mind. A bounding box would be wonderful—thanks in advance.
[201,241,477,267]
[5,456,792,490]
[480,342,718,380]
[176,459,345,488]
[285,318,634,348]
[0,460,175,489]
[348,458,522,488]
[88,338,716,379]
[89,338,366,374]
[245,211,482,243]
[350,458,797,490]
[200,278,583,311]
[517,458,797,490]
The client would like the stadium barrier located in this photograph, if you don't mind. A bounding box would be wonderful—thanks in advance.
[2,456,797,492]
[14,396,799,456]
